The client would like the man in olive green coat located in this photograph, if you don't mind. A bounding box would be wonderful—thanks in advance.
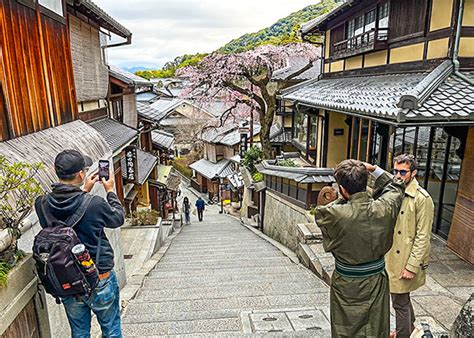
[315,159,405,337]
[385,154,434,337]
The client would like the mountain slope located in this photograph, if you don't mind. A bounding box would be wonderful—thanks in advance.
[218,0,337,54]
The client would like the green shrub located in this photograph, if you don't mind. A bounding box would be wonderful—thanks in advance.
[252,172,264,182]
[243,146,264,174]
[277,159,298,167]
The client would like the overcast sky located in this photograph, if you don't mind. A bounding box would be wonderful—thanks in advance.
[98,0,320,70]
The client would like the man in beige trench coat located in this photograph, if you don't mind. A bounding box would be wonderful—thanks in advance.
[384,154,434,337]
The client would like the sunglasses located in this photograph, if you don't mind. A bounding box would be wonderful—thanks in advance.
[392,169,411,176]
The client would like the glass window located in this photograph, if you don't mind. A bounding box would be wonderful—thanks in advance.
[294,111,308,146]
[359,119,370,161]
[365,10,376,32]
[378,3,390,29]
[351,118,360,159]
[347,19,355,38]
[355,15,364,36]
[371,123,381,165]
[425,128,447,227]
[414,127,431,182]
[438,136,461,238]
[39,0,63,16]
[309,116,318,149]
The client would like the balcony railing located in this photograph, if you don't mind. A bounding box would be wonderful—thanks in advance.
[332,28,388,59]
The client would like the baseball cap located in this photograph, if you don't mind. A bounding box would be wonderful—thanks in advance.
[54,149,93,178]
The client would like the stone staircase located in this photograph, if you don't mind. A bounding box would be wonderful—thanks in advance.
[296,223,334,285]
[121,212,331,336]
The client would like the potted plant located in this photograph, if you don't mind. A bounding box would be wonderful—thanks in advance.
[0,156,43,269]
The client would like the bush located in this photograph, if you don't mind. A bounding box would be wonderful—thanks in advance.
[252,172,264,182]
[277,159,298,167]
[172,158,193,178]
[243,146,264,174]
[129,209,160,226]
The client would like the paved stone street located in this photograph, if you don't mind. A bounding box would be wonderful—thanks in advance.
[121,203,331,336]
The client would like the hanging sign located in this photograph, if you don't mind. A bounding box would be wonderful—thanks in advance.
[124,146,138,183]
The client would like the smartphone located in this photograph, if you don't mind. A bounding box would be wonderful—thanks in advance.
[98,160,110,181]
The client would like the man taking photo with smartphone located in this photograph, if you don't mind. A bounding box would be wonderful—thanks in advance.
[35,150,125,337]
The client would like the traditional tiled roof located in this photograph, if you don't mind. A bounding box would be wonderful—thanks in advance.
[281,61,474,123]
[156,166,181,191]
[109,65,151,87]
[405,72,474,119]
[201,123,283,146]
[189,158,234,180]
[136,91,159,103]
[0,120,109,192]
[73,0,131,38]
[151,130,175,151]
[273,58,321,81]
[89,118,138,152]
[136,149,158,185]
[270,124,293,144]
[256,160,335,184]
[137,102,169,122]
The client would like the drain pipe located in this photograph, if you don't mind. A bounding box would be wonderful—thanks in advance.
[453,0,474,85]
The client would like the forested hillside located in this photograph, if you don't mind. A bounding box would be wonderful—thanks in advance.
[219,0,336,54]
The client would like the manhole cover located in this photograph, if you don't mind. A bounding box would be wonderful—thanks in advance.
[263,317,277,322]
[123,254,133,259]
[299,314,314,319]
[306,326,322,331]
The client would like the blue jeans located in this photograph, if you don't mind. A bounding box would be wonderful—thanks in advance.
[184,211,190,223]
[62,270,121,338]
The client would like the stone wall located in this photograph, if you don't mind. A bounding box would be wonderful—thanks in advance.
[263,190,313,252]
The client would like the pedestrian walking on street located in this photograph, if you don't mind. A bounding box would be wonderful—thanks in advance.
[182,196,191,224]
[386,154,434,338]
[35,150,125,338]
[314,159,405,337]
[195,196,205,222]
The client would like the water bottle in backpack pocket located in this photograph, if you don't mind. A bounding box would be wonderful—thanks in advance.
[33,221,99,301]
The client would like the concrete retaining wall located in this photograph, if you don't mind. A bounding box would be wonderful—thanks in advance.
[263,191,313,252]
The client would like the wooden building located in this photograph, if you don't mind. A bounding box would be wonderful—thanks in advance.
[280,0,474,263]
[0,0,133,336]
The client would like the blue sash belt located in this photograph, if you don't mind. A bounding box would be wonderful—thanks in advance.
[335,258,385,278]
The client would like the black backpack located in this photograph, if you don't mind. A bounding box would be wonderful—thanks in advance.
[33,194,100,302]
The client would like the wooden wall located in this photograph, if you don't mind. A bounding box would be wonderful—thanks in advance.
[448,127,474,264]
[0,0,78,141]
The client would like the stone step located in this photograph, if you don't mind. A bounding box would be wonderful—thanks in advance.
[135,284,327,302]
[141,274,321,290]
[148,265,311,279]
[122,308,241,324]
[156,255,291,268]
[125,292,330,315]
[158,251,282,263]
[154,260,295,273]
[122,317,242,336]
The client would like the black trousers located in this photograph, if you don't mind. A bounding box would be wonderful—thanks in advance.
[197,209,203,221]
[391,292,415,337]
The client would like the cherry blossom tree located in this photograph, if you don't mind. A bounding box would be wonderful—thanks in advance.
[178,43,320,158]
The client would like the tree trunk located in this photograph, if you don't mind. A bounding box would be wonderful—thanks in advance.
[260,105,275,159]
